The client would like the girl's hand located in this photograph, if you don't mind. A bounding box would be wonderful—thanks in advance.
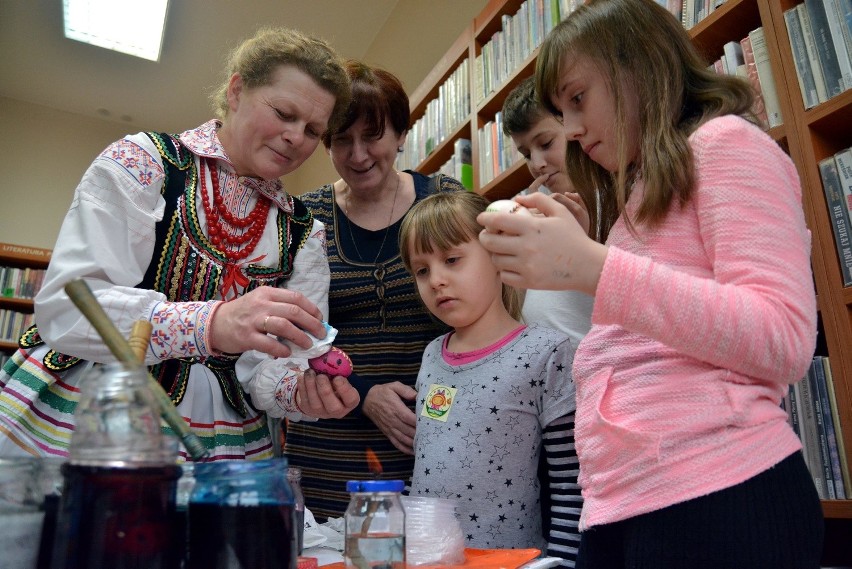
[552,191,591,235]
[209,286,327,358]
[477,192,608,295]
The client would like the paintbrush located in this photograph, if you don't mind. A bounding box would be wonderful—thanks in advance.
[64,279,209,461]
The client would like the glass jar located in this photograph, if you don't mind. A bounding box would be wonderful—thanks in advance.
[344,480,406,569]
[0,457,44,569]
[50,362,183,569]
[287,466,305,555]
[187,458,296,569]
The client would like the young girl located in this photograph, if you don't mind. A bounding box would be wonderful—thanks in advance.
[400,191,579,567]
[478,1,823,567]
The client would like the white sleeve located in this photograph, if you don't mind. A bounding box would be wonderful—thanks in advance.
[236,217,330,420]
[34,134,171,362]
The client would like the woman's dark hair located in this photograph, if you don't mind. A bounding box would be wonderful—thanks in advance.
[322,60,410,147]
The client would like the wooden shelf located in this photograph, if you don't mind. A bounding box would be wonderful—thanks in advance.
[822,499,852,519]
[0,297,35,312]
[0,241,50,353]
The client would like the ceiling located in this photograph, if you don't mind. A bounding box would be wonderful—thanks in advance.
[0,0,487,134]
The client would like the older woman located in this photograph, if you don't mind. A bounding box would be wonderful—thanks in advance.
[289,60,466,520]
[0,27,358,462]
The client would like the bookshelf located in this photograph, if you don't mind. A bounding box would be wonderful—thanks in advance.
[0,242,50,354]
[405,0,852,562]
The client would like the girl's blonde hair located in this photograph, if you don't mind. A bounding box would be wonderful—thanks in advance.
[211,26,351,135]
[536,0,757,240]
[399,191,523,320]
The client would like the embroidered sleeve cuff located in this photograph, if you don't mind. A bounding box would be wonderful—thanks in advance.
[149,300,219,360]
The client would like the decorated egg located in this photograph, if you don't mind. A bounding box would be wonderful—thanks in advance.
[308,346,353,377]
[486,199,531,215]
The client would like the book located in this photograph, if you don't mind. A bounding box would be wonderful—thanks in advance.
[805,0,845,97]
[787,384,802,440]
[798,4,830,104]
[812,356,846,499]
[795,364,828,498]
[454,138,473,191]
[748,27,783,127]
[823,357,851,497]
[808,357,836,499]
[740,35,770,126]
[818,156,852,286]
[835,146,852,218]
[784,6,821,109]
[825,0,852,90]
[722,40,744,75]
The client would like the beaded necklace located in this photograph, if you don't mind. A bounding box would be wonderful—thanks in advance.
[199,158,270,298]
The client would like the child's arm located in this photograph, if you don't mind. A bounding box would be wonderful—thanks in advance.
[542,413,581,567]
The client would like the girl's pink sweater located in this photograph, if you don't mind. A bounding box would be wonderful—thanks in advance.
[574,115,817,530]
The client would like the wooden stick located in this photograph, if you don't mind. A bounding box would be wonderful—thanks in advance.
[128,321,153,365]
[64,279,209,460]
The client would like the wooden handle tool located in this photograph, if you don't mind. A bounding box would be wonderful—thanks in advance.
[64,279,209,460]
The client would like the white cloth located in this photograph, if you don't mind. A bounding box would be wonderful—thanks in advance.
[522,289,593,348]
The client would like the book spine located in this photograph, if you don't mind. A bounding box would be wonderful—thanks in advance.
[812,356,846,499]
[740,36,770,126]
[826,0,852,89]
[788,384,802,439]
[808,357,836,499]
[819,156,852,286]
[796,364,828,499]
[823,357,851,498]
[785,6,820,109]
[835,147,852,217]
[798,4,829,103]
[805,0,845,97]
[748,27,783,126]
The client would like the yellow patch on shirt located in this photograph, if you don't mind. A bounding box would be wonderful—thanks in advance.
[421,384,456,422]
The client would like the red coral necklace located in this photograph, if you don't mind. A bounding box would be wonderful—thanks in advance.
[199,158,270,298]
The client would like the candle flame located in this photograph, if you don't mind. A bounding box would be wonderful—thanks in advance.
[366,448,382,476]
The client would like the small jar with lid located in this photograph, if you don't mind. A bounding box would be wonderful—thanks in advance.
[344,480,405,569]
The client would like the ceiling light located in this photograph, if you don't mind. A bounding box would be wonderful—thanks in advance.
[63,0,169,62]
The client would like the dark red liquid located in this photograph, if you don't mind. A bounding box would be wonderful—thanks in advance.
[187,502,296,569]
[50,463,183,569]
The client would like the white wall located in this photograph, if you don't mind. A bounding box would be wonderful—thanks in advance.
[0,0,487,250]
[0,98,134,249]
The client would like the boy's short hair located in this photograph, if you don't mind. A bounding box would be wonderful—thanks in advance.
[502,76,550,136]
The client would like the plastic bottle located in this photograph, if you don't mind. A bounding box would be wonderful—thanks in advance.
[187,458,297,569]
[287,466,305,555]
[344,480,406,569]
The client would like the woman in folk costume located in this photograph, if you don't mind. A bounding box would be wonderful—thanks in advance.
[0,26,359,462]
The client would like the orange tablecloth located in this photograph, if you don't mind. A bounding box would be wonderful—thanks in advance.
[321,547,540,568]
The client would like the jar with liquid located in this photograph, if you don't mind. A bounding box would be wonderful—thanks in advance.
[344,480,406,569]
[50,362,183,569]
[187,458,296,569]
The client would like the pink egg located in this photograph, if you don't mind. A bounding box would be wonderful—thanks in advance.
[308,346,353,377]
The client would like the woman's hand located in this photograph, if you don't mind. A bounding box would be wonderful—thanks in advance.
[362,382,417,455]
[296,369,360,419]
[209,286,327,358]
[477,192,608,295]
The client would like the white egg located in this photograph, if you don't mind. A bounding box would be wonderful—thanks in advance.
[485,199,531,215]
